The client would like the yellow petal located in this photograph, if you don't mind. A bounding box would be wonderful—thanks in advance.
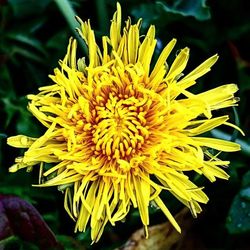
[197,84,239,110]
[7,135,37,148]
[186,116,229,136]
[178,54,219,89]
[154,196,181,233]
[192,137,240,152]
[150,38,176,80]
[166,47,190,81]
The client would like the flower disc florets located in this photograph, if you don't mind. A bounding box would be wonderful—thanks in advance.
[82,66,169,166]
[7,3,242,242]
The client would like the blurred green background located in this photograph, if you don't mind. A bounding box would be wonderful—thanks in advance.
[0,0,250,249]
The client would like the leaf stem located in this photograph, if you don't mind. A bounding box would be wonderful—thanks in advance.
[54,0,88,55]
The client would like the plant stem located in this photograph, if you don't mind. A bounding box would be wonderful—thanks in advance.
[54,0,88,55]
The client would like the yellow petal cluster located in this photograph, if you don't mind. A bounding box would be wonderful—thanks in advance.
[8,3,241,242]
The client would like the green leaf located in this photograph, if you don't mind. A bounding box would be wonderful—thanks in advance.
[226,194,250,234]
[131,3,161,29]
[0,236,39,250]
[226,171,250,234]
[157,0,211,21]
[46,30,69,50]
[16,110,39,135]
[8,0,52,18]
[0,65,15,98]
[240,187,250,201]
[242,170,250,187]
[238,64,250,93]
[10,46,45,64]
[57,235,86,250]
[46,30,70,67]
[6,33,48,57]
[1,97,18,128]
[0,185,35,204]
[1,96,41,133]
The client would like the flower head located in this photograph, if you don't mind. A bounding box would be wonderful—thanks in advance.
[8,3,242,242]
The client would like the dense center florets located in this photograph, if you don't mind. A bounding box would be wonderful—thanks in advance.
[92,93,148,160]
[82,72,167,163]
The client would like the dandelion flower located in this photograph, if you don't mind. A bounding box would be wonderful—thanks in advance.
[8,3,242,242]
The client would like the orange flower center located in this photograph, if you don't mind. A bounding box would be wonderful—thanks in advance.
[90,85,152,162]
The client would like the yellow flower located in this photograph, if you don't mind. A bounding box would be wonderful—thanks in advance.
[8,3,242,243]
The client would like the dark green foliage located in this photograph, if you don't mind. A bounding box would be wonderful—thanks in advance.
[158,0,211,21]
[0,0,250,249]
[226,170,250,234]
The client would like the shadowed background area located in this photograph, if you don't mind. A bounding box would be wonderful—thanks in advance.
[0,0,250,249]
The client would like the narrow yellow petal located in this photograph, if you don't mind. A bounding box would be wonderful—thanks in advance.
[197,84,239,110]
[166,47,190,81]
[7,135,37,148]
[186,116,229,136]
[192,137,240,152]
[110,2,122,51]
[178,54,219,89]
[150,38,177,80]
[133,175,150,227]
[203,162,230,182]
[154,196,181,233]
